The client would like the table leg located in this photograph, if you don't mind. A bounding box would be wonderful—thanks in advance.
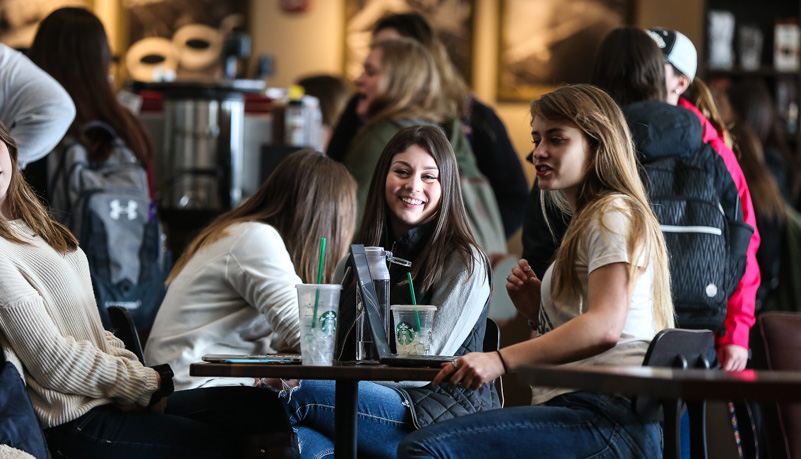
[688,400,708,459]
[334,380,358,459]
[662,399,682,459]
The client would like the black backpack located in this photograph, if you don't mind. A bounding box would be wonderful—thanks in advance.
[641,143,753,331]
[47,121,169,332]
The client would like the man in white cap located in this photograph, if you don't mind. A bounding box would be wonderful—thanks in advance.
[646,27,698,106]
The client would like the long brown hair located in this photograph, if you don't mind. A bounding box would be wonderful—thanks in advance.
[168,149,357,284]
[591,27,667,106]
[364,39,448,125]
[532,85,674,331]
[29,7,153,164]
[357,124,482,292]
[685,78,734,149]
[0,123,78,253]
[730,123,786,222]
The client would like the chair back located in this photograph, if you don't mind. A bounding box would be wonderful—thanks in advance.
[758,311,801,459]
[483,318,500,352]
[635,328,713,420]
[108,306,146,365]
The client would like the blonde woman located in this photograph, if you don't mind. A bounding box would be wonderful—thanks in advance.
[146,149,357,390]
[399,84,674,458]
[346,38,504,252]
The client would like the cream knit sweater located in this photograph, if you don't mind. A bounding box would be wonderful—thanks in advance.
[0,220,158,428]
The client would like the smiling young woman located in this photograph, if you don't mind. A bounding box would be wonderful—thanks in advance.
[277,124,498,459]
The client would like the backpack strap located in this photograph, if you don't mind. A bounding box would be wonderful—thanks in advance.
[81,120,119,139]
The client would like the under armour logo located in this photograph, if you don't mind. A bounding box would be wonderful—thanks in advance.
[109,199,138,220]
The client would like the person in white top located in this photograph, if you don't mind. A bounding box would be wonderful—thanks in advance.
[0,43,75,169]
[0,122,302,458]
[398,85,676,458]
[146,149,357,389]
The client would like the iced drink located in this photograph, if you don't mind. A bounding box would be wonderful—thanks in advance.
[390,305,436,356]
[296,284,342,365]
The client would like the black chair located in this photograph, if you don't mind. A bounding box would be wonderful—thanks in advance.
[483,318,500,352]
[634,328,713,459]
[107,306,146,365]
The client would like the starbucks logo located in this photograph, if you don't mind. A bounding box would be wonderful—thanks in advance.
[319,310,337,336]
[396,322,416,345]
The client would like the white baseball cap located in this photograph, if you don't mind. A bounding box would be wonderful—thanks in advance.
[647,27,697,81]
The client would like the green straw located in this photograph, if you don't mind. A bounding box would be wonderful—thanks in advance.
[407,272,422,332]
[312,237,326,328]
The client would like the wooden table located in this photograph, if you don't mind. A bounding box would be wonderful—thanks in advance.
[519,364,801,402]
[519,364,801,458]
[190,362,440,459]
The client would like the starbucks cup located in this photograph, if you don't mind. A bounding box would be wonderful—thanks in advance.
[390,305,436,356]
[296,284,342,365]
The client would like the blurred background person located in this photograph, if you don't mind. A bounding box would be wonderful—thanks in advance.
[329,12,528,240]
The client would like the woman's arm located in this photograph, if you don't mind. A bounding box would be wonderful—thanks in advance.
[437,262,634,390]
[0,295,158,406]
[0,43,76,168]
[227,224,303,351]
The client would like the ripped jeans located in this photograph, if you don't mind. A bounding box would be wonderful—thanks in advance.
[278,380,415,459]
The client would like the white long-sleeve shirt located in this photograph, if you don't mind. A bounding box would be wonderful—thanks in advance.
[0,43,75,168]
[0,220,159,428]
[145,222,302,390]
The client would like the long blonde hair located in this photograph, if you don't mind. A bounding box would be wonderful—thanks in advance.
[531,85,674,331]
[364,38,448,124]
[372,12,467,120]
[168,149,357,285]
[0,123,78,253]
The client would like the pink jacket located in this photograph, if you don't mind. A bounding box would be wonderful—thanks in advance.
[679,98,760,350]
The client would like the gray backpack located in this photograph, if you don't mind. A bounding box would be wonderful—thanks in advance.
[47,121,169,331]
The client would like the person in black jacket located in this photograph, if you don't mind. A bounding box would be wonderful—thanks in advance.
[523,28,745,283]
[328,12,528,239]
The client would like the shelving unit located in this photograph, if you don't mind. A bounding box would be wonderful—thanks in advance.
[703,0,801,157]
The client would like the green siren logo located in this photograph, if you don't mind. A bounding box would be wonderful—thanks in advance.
[396,322,416,345]
[319,310,337,336]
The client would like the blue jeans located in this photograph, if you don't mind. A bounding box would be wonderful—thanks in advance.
[280,380,414,459]
[45,386,295,459]
[398,391,662,459]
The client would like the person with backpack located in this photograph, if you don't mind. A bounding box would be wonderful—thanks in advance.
[647,27,760,371]
[145,149,357,391]
[398,84,673,459]
[522,27,755,371]
[0,122,298,459]
[328,12,528,240]
[343,37,506,255]
[27,7,169,332]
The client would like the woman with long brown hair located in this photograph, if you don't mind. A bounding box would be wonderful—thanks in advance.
[279,125,497,459]
[146,149,357,390]
[0,122,300,458]
[27,7,155,196]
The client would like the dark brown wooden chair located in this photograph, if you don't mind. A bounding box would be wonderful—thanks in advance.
[634,328,714,459]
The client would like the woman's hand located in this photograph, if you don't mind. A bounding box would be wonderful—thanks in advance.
[432,352,506,390]
[718,344,748,371]
[506,259,541,321]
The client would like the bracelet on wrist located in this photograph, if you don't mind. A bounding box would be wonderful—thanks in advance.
[495,350,509,374]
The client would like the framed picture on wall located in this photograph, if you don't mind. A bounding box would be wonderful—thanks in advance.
[0,0,87,49]
[124,0,248,81]
[497,0,635,102]
[344,0,475,84]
